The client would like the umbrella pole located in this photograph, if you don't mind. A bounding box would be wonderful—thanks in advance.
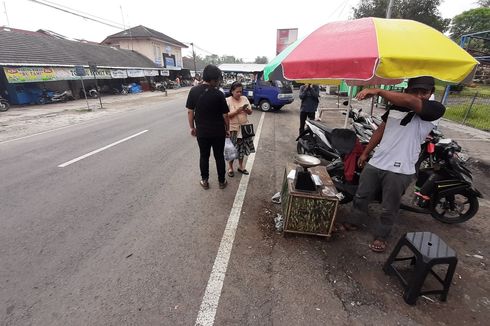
[343,86,353,128]
[370,95,375,116]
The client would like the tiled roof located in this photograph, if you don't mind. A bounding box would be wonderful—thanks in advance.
[0,27,158,68]
[103,25,187,48]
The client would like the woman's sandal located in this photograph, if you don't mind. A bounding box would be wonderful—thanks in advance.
[228,170,234,177]
[332,223,358,233]
[237,168,249,175]
[342,223,359,231]
[369,239,387,253]
[332,223,346,233]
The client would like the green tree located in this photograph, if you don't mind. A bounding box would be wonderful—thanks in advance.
[450,7,490,55]
[352,0,450,32]
[477,0,490,7]
[220,55,244,64]
[254,56,269,64]
[205,54,221,65]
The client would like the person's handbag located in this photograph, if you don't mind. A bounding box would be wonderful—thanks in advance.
[240,123,255,138]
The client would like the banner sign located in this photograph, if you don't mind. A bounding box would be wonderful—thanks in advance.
[110,69,128,79]
[144,70,159,77]
[127,69,145,78]
[4,66,113,83]
[276,28,298,55]
[160,69,170,76]
[63,67,112,80]
[4,66,155,83]
[4,67,56,83]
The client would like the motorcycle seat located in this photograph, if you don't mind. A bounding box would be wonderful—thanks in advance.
[309,120,333,133]
[331,128,357,155]
[308,120,335,143]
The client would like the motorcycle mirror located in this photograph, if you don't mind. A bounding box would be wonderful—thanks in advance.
[342,100,349,106]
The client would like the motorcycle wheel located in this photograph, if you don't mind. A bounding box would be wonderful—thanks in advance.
[296,132,314,154]
[430,191,479,224]
[0,100,9,112]
[297,141,307,154]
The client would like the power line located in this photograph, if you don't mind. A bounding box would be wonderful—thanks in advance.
[183,42,217,56]
[328,0,350,19]
[27,0,124,29]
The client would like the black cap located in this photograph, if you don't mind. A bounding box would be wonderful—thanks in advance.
[407,76,435,91]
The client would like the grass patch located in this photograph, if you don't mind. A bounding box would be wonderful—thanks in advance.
[435,84,490,96]
[444,104,490,131]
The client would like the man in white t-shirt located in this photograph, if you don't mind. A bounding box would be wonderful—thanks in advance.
[343,76,446,253]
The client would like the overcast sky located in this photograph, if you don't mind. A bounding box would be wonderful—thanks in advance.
[0,0,479,61]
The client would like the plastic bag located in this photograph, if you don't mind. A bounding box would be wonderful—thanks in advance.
[274,214,284,232]
[224,138,238,161]
[271,192,281,204]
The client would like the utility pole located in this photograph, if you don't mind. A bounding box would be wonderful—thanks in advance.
[386,0,394,18]
[191,42,197,77]
[3,1,10,26]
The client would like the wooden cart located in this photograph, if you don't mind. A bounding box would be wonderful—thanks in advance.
[280,164,339,238]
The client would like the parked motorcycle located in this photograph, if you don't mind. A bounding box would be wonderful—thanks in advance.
[79,86,99,99]
[120,84,131,95]
[0,95,10,112]
[296,119,344,161]
[327,129,482,224]
[151,81,167,94]
[39,90,75,104]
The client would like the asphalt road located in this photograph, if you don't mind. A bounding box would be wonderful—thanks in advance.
[1,92,489,326]
[0,96,266,325]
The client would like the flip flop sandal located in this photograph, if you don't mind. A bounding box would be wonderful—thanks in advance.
[369,239,387,253]
[228,170,234,177]
[237,168,249,175]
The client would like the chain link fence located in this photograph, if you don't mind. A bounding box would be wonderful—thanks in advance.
[435,88,490,131]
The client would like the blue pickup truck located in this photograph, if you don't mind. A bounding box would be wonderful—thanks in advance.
[219,64,294,112]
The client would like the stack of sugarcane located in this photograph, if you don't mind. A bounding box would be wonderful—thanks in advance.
[286,196,337,234]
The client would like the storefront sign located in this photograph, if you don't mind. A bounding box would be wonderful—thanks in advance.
[63,67,112,80]
[164,57,175,68]
[160,69,170,77]
[4,67,57,83]
[110,70,128,79]
[127,69,145,78]
[144,70,159,77]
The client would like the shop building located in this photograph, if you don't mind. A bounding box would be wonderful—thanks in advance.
[101,25,187,78]
[0,27,169,105]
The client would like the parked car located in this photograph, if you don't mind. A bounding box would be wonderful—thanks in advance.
[219,64,294,112]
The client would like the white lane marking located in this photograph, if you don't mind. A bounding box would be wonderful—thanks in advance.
[195,112,266,326]
[58,130,148,167]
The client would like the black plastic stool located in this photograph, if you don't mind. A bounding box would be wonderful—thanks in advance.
[383,232,458,305]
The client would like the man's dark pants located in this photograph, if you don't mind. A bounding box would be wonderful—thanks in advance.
[345,163,413,240]
[197,137,226,183]
[299,111,316,134]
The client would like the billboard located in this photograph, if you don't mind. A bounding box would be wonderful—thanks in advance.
[276,28,298,55]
